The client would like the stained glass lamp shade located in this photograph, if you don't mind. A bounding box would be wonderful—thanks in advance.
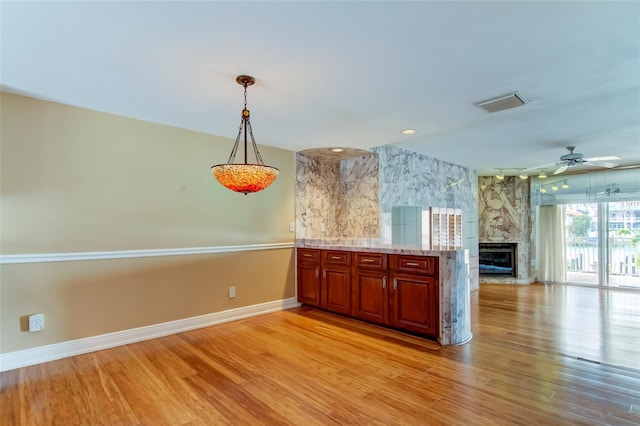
[211,75,279,194]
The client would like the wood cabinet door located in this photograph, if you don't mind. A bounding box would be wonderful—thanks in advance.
[351,270,389,325]
[297,263,321,307]
[321,266,351,315]
[390,273,437,336]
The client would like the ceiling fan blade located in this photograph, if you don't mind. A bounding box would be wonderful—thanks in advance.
[583,161,618,168]
[615,164,640,170]
[522,163,557,173]
[583,155,620,162]
[553,165,568,175]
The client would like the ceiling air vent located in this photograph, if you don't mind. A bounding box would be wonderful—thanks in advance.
[476,93,526,113]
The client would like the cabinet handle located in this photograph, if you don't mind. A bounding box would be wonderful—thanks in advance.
[406,262,419,267]
[323,270,326,279]
[304,254,312,257]
[315,269,319,279]
[331,256,341,260]
[362,258,375,263]
[393,277,397,290]
[382,276,387,289]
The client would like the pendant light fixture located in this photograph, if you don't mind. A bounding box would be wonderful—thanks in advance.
[211,75,279,194]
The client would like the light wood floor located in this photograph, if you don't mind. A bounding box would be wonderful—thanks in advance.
[2,283,639,425]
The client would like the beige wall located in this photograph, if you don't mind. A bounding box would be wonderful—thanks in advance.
[0,92,296,353]
[1,92,295,253]
[1,250,295,353]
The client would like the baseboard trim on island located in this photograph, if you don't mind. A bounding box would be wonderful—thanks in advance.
[0,297,301,372]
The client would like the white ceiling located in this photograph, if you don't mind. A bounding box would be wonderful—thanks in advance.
[2,1,639,176]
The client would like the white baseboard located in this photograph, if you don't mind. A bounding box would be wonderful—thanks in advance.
[0,297,301,372]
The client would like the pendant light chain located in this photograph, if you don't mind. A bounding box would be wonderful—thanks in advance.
[247,120,266,165]
[244,82,248,110]
[240,79,266,166]
[242,82,248,164]
[224,80,250,164]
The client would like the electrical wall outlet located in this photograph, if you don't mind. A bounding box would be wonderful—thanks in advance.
[289,222,295,232]
[228,286,236,298]
[29,313,45,332]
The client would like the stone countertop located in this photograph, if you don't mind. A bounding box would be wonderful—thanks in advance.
[296,239,462,256]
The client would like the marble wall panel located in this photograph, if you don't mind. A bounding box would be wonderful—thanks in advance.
[295,153,379,239]
[478,176,533,282]
[372,145,479,290]
[295,155,341,239]
[296,145,479,290]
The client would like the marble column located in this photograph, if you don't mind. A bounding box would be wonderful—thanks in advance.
[439,249,472,345]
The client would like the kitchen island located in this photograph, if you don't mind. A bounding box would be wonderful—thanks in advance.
[296,239,472,345]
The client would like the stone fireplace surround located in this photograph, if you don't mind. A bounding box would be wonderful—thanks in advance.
[478,176,535,284]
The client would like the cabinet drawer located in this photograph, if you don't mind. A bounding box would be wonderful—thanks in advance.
[298,248,321,263]
[353,252,387,270]
[323,250,351,266]
[390,255,436,275]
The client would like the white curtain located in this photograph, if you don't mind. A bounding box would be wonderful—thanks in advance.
[536,205,567,283]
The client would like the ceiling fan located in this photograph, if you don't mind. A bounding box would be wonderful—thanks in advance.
[596,183,621,197]
[525,146,620,176]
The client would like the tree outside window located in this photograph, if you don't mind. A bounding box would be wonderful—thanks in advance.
[571,215,591,237]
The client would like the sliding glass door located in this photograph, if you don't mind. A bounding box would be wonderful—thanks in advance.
[607,201,640,288]
[564,201,640,288]
[565,203,600,285]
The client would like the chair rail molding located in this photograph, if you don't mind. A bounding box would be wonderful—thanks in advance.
[0,243,295,264]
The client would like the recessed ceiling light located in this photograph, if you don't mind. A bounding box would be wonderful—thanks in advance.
[331,148,344,153]
[401,129,416,135]
[519,174,528,180]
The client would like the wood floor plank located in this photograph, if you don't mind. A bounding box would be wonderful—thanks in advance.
[2,283,640,425]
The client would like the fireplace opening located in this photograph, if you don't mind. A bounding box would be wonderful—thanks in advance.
[479,243,516,277]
